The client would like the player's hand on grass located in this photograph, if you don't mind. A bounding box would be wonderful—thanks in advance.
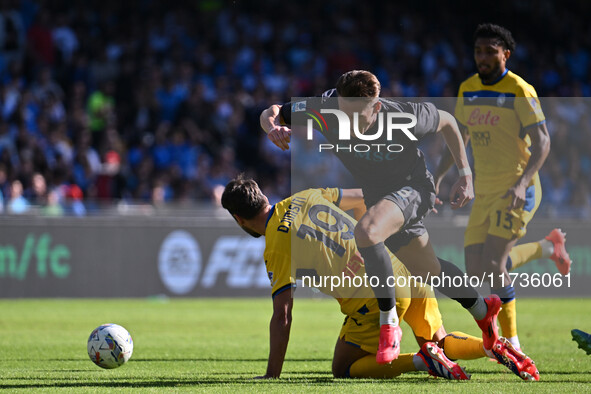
[449,175,474,209]
[253,374,278,380]
[267,126,291,151]
[503,182,526,210]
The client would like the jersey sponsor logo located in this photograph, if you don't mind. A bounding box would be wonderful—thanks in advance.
[528,97,544,116]
[530,98,537,108]
[467,108,500,126]
[472,131,491,146]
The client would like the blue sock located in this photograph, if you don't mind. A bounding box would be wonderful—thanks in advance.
[491,285,515,304]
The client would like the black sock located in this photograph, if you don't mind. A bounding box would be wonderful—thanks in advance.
[358,243,395,311]
[435,258,479,309]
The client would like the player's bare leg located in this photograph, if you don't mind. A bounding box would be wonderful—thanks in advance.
[393,232,441,279]
[396,233,500,350]
[355,199,405,364]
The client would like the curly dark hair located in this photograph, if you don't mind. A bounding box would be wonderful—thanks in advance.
[473,23,516,52]
[221,174,267,219]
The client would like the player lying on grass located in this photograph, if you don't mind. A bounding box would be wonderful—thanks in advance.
[221,175,539,381]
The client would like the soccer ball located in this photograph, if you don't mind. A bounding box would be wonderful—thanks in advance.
[87,323,133,369]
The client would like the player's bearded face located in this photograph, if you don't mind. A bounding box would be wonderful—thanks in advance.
[474,38,508,82]
[238,221,262,238]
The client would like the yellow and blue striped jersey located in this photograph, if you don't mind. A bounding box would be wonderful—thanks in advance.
[264,188,407,318]
[455,70,545,194]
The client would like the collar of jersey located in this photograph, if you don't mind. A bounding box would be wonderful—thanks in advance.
[481,68,509,85]
[265,205,276,230]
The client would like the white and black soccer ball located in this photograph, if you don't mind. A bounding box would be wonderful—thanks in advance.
[87,323,133,369]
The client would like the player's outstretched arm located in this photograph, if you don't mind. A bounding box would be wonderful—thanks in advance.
[260,104,292,151]
[436,110,474,209]
[255,289,293,379]
[502,122,550,210]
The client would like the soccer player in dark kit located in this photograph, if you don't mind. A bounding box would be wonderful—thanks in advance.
[260,70,502,365]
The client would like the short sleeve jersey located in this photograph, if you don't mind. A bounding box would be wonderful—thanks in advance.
[264,187,403,317]
[280,90,440,205]
[455,70,545,194]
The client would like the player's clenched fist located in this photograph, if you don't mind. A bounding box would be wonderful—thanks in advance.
[267,126,292,151]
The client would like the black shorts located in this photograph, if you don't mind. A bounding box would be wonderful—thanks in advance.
[378,184,436,253]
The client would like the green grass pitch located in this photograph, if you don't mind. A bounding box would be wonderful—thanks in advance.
[0,298,590,393]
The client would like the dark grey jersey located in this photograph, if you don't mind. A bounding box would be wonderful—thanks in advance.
[280,89,440,205]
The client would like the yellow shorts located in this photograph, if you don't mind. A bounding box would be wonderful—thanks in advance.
[338,275,442,354]
[464,176,542,247]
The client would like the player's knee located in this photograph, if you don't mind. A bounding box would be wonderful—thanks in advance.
[408,257,440,279]
[331,360,350,378]
[354,222,382,247]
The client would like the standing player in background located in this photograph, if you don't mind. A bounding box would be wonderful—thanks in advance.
[434,23,571,352]
[261,70,501,366]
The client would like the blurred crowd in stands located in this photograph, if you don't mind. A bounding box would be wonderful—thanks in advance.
[0,0,589,217]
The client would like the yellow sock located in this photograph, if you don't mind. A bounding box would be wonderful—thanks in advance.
[498,299,518,339]
[508,242,542,270]
[349,353,416,378]
[442,331,486,360]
